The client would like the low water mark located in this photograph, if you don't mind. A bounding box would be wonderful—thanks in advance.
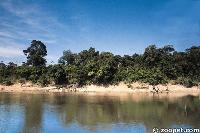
[153,127,200,133]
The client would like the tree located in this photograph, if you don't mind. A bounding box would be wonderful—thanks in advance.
[47,65,67,85]
[162,45,175,54]
[1,43,200,88]
[76,48,99,85]
[143,45,161,67]
[94,52,118,84]
[58,50,77,65]
[0,61,6,67]
[186,46,200,78]
[23,40,47,67]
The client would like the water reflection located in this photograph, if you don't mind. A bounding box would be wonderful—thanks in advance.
[22,95,44,133]
[0,93,200,133]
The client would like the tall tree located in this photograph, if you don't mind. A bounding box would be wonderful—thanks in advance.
[143,45,161,67]
[23,40,47,66]
[58,50,77,65]
[186,46,200,78]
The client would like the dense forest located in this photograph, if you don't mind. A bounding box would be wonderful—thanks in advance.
[0,40,200,88]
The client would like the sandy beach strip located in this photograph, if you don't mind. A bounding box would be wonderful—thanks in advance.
[0,82,200,98]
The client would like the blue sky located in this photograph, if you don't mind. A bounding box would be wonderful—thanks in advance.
[0,0,200,64]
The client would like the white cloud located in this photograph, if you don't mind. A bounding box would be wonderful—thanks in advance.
[0,31,15,38]
[0,0,72,63]
[0,0,69,44]
[0,0,96,63]
[0,46,23,57]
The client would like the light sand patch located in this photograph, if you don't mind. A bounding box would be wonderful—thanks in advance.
[0,82,200,99]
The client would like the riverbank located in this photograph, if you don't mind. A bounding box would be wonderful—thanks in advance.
[1,82,200,97]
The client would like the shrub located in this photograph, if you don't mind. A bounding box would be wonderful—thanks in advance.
[176,77,198,88]
[37,74,50,87]
[3,79,14,86]
[145,68,168,85]
[47,65,67,85]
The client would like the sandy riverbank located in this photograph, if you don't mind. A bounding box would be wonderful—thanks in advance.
[1,82,200,98]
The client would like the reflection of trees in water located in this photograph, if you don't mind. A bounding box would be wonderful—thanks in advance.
[50,95,200,132]
[0,93,21,105]
[0,93,200,132]
[0,93,44,133]
[22,95,44,133]
[52,95,123,131]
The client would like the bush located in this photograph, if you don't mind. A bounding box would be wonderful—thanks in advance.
[64,65,78,84]
[145,68,168,85]
[18,78,26,84]
[1,44,200,88]
[3,79,14,86]
[176,77,198,88]
[119,67,168,85]
[47,65,67,85]
[37,74,50,87]
[16,66,32,80]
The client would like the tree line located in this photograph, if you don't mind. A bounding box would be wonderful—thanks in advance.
[0,40,200,87]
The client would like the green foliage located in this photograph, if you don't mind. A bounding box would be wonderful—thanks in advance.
[37,74,50,87]
[176,77,198,88]
[186,46,200,78]
[0,62,17,85]
[143,45,161,67]
[3,79,14,86]
[94,52,118,85]
[16,65,32,80]
[116,67,167,85]
[145,68,168,85]
[1,40,200,88]
[23,40,47,67]
[47,65,67,85]
[64,65,78,84]
[58,50,77,65]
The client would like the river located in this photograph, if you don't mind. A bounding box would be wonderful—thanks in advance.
[0,92,199,133]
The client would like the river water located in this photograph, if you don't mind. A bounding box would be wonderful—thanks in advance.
[0,92,199,133]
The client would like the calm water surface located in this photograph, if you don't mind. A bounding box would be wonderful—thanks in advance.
[0,92,200,133]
